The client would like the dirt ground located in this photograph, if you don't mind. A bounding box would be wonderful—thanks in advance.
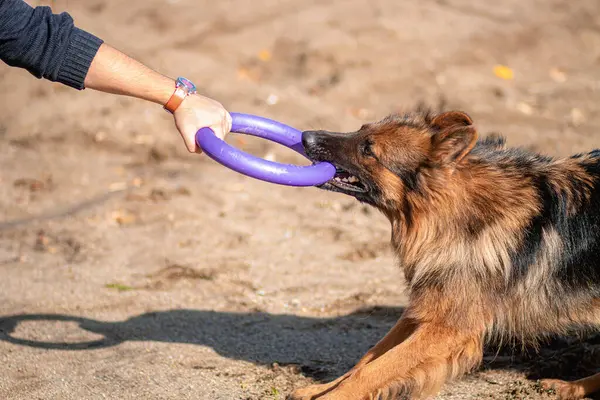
[1,0,600,399]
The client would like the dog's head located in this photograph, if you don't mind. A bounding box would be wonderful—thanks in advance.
[302,110,478,211]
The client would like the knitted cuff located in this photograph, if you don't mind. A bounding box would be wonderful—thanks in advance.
[56,27,103,90]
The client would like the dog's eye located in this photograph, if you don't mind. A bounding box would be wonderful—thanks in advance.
[360,140,375,158]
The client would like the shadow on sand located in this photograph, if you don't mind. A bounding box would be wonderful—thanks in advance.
[0,306,597,395]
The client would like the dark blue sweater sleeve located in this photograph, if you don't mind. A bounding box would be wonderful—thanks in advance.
[0,0,103,90]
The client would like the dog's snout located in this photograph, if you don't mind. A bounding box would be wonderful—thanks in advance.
[301,130,321,151]
[302,130,328,161]
[302,130,345,162]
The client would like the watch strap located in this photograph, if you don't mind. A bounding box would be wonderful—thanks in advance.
[164,87,187,114]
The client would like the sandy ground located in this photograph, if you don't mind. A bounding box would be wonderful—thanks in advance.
[1,0,600,399]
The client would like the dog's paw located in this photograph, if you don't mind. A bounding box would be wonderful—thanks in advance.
[540,379,586,400]
[287,384,331,400]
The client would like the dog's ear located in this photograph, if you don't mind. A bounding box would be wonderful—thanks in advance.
[430,111,477,165]
[431,111,473,131]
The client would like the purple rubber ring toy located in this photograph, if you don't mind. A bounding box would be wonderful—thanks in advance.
[195,113,336,187]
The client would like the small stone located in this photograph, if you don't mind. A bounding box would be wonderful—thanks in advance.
[264,151,276,162]
[109,182,127,192]
[134,134,154,145]
[174,187,191,196]
[34,230,49,252]
[148,147,168,163]
[492,87,505,98]
[150,188,170,202]
[266,94,279,105]
[516,102,533,115]
[549,67,567,83]
[94,131,107,142]
[570,108,585,126]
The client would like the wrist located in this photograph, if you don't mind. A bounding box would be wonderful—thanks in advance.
[84,44,175,103]
[148,75,177,106]
[163,77,197,114]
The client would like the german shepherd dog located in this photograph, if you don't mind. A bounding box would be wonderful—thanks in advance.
[288,110,600,400]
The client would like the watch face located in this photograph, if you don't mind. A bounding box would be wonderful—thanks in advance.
[176,77,197,94]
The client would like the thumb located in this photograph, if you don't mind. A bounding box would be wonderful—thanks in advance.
[211,124,227,141]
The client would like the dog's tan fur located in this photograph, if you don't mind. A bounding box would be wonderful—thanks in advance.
[290,110,600,400]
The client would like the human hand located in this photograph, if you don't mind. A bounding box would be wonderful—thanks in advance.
[173,94,232,153]
[84,45,231,153]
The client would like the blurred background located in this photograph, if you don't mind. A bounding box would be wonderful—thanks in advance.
[1,1,599,399]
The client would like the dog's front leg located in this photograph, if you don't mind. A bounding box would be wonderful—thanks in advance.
[288,315,417,400]
[316,322,483,400]
[542,372,600,400]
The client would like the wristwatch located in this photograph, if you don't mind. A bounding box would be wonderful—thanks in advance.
[164,77,197,114]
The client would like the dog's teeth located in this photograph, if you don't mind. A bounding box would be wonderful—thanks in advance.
[348,176,358,183]
[342,178,348,182]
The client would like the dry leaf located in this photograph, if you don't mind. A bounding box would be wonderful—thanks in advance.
[236,67,260,82]
[258,49,272,62]
[131,177,143,187]
[112,210,137,225]
[493,65,514,80]
[125,193,146,202]
[13,178,49,192]
[237,67,250,80]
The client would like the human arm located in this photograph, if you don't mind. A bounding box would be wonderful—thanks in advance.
[0,0,230,153]
[84,44,231,153]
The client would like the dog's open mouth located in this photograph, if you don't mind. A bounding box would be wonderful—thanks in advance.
[328,167,367,193]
